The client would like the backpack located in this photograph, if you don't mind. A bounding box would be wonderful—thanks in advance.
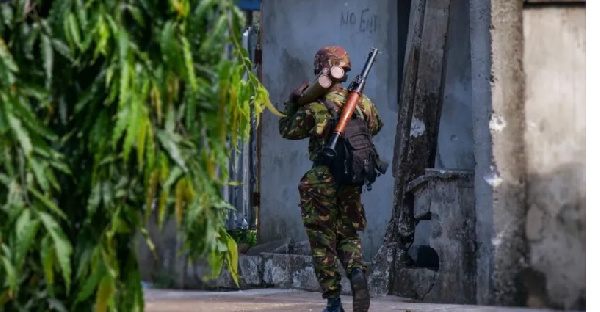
[321,99,381,188]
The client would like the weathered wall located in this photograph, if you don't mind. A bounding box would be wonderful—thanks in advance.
[259,0,402,260]
[522,5,586,310]
[469,0,586,309]
[434,0,474,171]
[469,0,529,306]
[401,0,476,301]
[469,0,495,304]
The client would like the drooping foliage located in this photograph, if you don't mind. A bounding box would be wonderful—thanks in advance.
[0,0,273,310]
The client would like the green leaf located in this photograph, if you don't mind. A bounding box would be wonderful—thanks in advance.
[51,39,74,61]
[0,4,14,26]
[160,21,178,66]
[1,256,17,295]
[66,13,82,49]
[75,245,94,279]
[75,262,104,304]
[0,0,269,309]
[41,236,55,287]
[15,209,40,268]
[49,159,72,175]
[156,130,187,171]
[48,298,69,312]
[125,4,145,26]
[137,118,148,168]
[163,166,184,190]
[28,187,67,220]
[87,183,101,214]
[0,37,18,72]
[42,35,54,89]
[39,211,73,293]
[101,181,112,208]
[7,113,32,155]
[118,30,131,109]
[165,103,176,133]
[123,94,141,162]
[29,157,50,192]
[112,105,130,147]
[23,23,41,60]
[11,94,57,140]
[182,37,197,92]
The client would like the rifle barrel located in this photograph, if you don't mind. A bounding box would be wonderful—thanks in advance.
[321,48,379,159]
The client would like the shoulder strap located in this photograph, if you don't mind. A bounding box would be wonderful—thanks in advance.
[319,98,340,119]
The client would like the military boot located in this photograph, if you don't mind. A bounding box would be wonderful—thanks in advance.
[350,268,370,312]
[322,298,345,312]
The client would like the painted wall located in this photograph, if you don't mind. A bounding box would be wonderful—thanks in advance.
[435,0,474,171]
[522,6,586,310]
[469,1,586,309]
[259,0,402,260]
[468,0,496,304]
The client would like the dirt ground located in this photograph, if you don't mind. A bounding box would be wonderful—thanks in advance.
[144,288,558,312]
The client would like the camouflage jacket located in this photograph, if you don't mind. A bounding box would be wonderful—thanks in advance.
[279,85,384,162]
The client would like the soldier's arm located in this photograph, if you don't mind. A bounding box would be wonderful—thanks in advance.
[360,95,384,135]
[278,101,316,140]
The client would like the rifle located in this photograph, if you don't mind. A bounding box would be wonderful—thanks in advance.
[322,47,379,158]
[295,65,346,106]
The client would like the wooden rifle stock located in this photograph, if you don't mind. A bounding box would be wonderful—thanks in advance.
[322,48,379,159]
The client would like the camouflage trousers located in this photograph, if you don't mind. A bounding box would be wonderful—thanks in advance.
[298,166,367,299]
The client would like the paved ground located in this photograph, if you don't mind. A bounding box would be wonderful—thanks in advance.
[144,288,558,312]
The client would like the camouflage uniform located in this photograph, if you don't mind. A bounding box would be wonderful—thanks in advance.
[279,48,383,299]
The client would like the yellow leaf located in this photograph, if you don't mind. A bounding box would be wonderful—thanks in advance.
[207,160,215,180]
[0,290,10,306]
[257,87,285,119]
[226,235,239,287]
[140,228,157,259]
[94,276,115,312]
[145,169,159,222]
[157,189,168,230]
[171,0,186,17]
[175,178,185,225]
[151,84,162,125]
[137,117,148,168]
[185,177,195,199]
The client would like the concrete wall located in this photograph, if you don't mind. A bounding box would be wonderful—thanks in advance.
[469,0,495,304]
[522,5,586,310]
[469,0,529,306]
[411,0,474,278]
[434,0,474,171]
[260,0,402,260]
[469,0,586,309]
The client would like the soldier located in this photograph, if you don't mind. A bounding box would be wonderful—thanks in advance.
[278,46,384,312]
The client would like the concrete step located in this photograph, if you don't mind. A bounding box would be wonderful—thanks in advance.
[210,253,357,295]
[170,239,393,297]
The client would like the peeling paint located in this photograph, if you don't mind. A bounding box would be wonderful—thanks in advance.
[489,114,506,132]
[492,229,505,247]
[484,171,503,187]
[410,117,426,137]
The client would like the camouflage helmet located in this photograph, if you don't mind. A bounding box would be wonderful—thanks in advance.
[313,46,351,75]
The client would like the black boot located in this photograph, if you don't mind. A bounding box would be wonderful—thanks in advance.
[322,297,345,312]
[350,268,370,312]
